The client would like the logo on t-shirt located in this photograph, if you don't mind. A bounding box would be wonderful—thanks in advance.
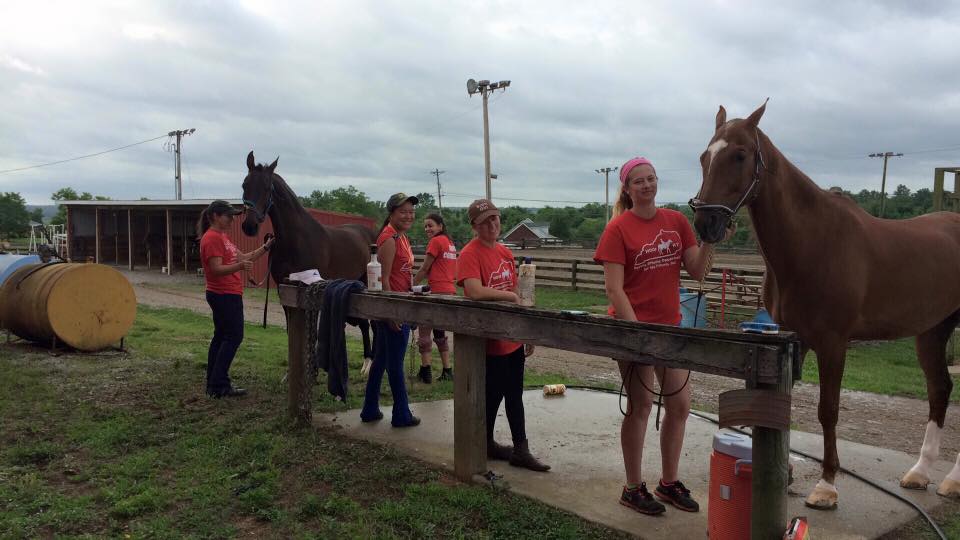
[224,237,239,262]
[633,229,683,272]
[488,260,514,290]
[442,245,457,260]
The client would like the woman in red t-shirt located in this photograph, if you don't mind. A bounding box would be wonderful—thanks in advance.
[360,193,420,428]
[412,213,456,383]
[457,199,549,472]
[197,200,273,398]
[594,157,726,515]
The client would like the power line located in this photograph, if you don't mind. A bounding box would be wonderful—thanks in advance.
[0,134,169,174]
[443,191,596,205]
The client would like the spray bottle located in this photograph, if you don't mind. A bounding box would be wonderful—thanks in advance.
[518,256,536,307]
[366,244,382,291]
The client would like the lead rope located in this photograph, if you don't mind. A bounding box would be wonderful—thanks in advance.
[619,244,713,430]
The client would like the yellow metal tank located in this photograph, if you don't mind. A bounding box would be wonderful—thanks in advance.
[0,263,136,351]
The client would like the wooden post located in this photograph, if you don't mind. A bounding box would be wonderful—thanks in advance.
[750,345,793,540]
[114,212,119,263]
[94,208,101,263]
[165,209,173,274]
[934,168,945,212]
[146,216,151,269]
[127,210,134,270]
[571,260,579,291]
[65,206,72,261]
[453,332,487,482]
[182,214,188,273]
[286,307,311,425]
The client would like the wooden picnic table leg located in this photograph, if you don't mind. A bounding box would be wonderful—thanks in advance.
[750,347,793,539]
[287,307,311,426]
[453,333,487,482]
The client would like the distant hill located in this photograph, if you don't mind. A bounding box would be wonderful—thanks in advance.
[26,205,58,221]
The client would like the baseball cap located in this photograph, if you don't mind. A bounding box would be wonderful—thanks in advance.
[386,193,419,212]
[207,200,243,215]
[468,199,500,224]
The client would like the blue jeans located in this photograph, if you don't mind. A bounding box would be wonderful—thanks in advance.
[206,291,244,394]
[361,321,415,426]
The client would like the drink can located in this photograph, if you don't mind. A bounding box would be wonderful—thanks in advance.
[543,383,566,396]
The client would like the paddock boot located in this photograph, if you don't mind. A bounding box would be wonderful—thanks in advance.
[487,438,513,461]
[509,440,550,472]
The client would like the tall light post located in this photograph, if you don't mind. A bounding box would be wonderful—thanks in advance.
[467,78,510,200]
[166,128,196,200]
[869,151,902,217]
[596,166,618,223]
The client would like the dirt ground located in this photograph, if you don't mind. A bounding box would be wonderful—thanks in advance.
[124,268,959,461]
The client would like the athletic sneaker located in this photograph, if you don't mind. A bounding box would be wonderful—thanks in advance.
[619,483,665,515]
[418,365,433,384]
[655,480,700,512]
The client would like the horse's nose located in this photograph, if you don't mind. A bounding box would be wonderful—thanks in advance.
[694,210,727,244]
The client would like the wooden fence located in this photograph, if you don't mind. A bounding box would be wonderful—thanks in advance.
[279,283,799,539]
[414,254,767,324]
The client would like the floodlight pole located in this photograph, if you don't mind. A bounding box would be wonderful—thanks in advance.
[431,168,445,214]
[467,79,510,201]
[869,151,902,217]
[168,128,196,200]
[596,166,618,223]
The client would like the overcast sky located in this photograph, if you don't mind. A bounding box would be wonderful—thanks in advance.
[2,1,959,208]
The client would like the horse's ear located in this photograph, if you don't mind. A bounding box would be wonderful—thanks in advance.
[715,105,727,132]
[746,98,769,127]
[247,151,256,171]
[268,157,279,173]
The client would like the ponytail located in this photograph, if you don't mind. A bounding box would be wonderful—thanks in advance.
[196,208,212,238]
[377,215,391,237]
[612,188,632,217]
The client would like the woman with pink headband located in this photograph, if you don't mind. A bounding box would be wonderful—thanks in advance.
[593,156,728,516]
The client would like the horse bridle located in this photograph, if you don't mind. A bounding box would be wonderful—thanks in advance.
[243,174,275,223]
[688,130,766,217]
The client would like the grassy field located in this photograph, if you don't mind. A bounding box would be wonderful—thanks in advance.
[0,305,628,539]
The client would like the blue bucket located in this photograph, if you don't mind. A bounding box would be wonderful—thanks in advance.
[679,290,708,328]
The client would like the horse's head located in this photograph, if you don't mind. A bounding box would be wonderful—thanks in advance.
[690,100,768,243]
[241,151,279,237]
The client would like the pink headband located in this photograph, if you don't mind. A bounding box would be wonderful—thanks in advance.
[619,157,656,185]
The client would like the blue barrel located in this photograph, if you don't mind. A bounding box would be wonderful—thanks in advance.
[679,290,708,328]
[0,254,41,288]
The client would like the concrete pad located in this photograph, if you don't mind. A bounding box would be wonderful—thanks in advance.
[317,389,955,539]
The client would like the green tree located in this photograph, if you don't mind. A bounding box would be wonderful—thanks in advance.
[299,186,384,218]
[50,187,109,225]
[0,192,31,239]
[29,207,44,224]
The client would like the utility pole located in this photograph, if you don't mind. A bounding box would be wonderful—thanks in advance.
[595,166,618,223]
[167,128,196,200]
[430,168,445,214]
[467,78,511,200]
[869,151,902,217]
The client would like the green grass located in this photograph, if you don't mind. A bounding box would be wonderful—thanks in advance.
[0,305,624,539]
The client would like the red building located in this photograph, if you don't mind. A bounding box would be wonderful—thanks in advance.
[61,199,375,287]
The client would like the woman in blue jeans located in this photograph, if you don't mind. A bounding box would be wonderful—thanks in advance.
[360,193,420,427]
[197,200,273,398]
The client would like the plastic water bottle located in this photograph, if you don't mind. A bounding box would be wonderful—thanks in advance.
[366,244,382,291]
[518,256,536,307]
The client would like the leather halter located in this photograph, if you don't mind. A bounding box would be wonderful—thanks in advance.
[689,131,765,217]
[243,174,275,223]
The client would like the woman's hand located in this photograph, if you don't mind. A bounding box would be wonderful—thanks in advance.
[263,236,276,251]
[388,320,402,332]
[524,343,535,357]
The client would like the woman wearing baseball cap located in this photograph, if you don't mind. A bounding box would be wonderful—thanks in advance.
[360,193,421,428]
[197,200,273,398]
[594,158,727,515]
[456,199,550,472]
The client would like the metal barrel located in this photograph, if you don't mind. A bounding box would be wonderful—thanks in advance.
[0,263,136,351]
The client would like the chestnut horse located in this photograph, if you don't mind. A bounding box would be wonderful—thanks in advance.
[240,151,376,361]
[691,102,960,509]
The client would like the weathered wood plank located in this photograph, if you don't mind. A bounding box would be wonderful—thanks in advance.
[453,333,487,481]
[751,343,793,540]
[718,388,791,431]
[286,307,311,426]
[278,285,795,384]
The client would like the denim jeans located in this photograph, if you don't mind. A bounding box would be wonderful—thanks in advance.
[361,321,415,426]
[205,291,244,394]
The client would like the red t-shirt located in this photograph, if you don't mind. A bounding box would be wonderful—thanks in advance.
[377,224,413,292]
[426,234,457,294]
[593,208,697,324]
[457,239,521,356]
[200,229,244,295]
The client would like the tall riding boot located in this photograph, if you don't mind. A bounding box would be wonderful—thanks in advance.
[509,440,551,472]
[487,438,513,461]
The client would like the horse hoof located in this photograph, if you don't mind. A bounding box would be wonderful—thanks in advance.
[900,470,931,490]
[936,478,960,499]
[804,482,838,510]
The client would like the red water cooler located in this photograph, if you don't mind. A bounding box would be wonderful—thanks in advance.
[708,431,753,539]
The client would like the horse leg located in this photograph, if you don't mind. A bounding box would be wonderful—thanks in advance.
[901,313,958,491]
[805,339,847,510]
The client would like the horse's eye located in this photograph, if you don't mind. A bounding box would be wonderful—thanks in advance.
[735,151,747,162]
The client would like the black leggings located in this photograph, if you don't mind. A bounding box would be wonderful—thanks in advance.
[486,346,527,445]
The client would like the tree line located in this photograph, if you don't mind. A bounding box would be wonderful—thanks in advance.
[0,184,942,247]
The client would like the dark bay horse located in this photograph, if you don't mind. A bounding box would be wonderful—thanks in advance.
[240,151,376,360]
[691,102,960,509]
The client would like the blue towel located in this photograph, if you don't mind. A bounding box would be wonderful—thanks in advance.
[315,279,365,400]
